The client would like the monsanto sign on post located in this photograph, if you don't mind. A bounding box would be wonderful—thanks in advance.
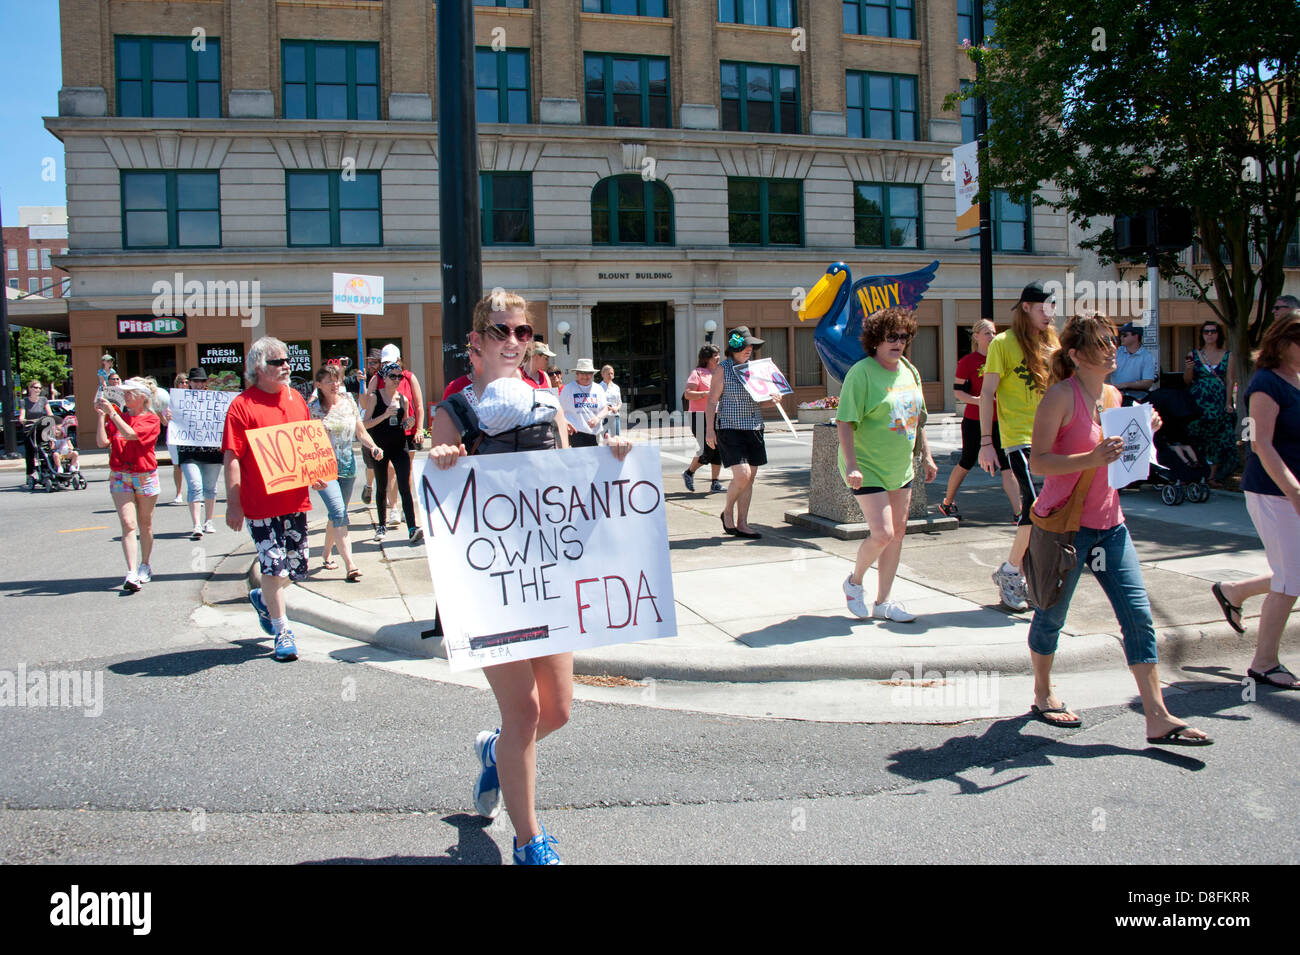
[332,273,384,314]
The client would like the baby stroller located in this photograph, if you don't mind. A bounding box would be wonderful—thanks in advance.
[26,415,87,493]
[1143,388,1210,506]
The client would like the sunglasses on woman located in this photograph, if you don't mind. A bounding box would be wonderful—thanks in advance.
[884,332,912,344]
[386,373,403,381]
[485,322,534,343]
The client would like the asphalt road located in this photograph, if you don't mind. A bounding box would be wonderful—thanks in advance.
[0,463,1296,867]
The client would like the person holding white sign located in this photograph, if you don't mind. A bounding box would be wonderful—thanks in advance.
[837,307,938,623]
[1026,313,1210,745]
[427,291,632,866]
[707,326,768,538]
[175,367,226,540]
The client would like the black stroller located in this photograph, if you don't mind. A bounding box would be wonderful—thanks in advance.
[1141,388,1211,505]
[25,415,87,493]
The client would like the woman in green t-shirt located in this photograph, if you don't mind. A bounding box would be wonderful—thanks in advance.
[836,307,938,622]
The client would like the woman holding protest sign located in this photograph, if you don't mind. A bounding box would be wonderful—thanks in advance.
[175,367,225,541]
[837,307,938,623]
[95,378,162,593]
[706,327,769,538]
[311,365,384,580]
[428,290,632,866]
[1024,311,1210,744]
[363,361,422,544]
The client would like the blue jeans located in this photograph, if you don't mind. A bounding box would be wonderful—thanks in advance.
[314,473,356,528]
[1027,523,1158,666]
[180,460,222,503]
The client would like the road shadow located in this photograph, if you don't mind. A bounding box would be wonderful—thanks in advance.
[300,813,503,865]
[108,640,270,677]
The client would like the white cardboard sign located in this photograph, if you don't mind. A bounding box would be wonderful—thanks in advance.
[734,358,793,401]
[1101,402,1153,489]
[166,387,236,447]
[419,445,677,671]
[332,272,385,315]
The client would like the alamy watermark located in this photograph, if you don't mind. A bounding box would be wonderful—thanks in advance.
[151,270,262,327]
[0,664,104,717]
[885,664,1000,717]
[1042,272,1152,319]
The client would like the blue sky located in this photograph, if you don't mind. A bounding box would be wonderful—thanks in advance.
[0,2,66,224]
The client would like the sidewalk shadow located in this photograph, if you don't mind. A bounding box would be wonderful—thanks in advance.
[300,813,502,865]
[108,640,270,678]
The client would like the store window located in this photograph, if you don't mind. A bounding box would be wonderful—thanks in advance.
[195,342,246,390]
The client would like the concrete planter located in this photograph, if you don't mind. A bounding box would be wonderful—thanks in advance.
[797,407,836,425]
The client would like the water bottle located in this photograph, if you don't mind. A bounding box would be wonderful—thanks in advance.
[388,394,401,427]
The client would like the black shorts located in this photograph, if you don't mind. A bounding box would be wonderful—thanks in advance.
[959,417,1010,471]
[247,512,309,581]
[570,431,599,448]
[690,412,719,465]
[717,428,767,468]
[1004,446,1038,525]
[853,480,913,496]
[405,434,421,452]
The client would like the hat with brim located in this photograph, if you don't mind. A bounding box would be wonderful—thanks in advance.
[533,342,556,358]
[727,326,765,349]
[1014,281,1053,307]
[186,366,208,381]
[119,380,153,397]
[573,358,597,374]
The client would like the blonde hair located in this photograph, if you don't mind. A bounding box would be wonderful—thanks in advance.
[1012,303,1059,394]
[472,291,530,333]
[972,319,995,338]
[124,376,159,409]
[1049,311,1117,386]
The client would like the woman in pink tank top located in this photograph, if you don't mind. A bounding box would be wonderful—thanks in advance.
[1024,312,1211,746]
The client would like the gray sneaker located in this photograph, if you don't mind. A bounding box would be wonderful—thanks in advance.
[710,479,725,493]
[682,469,696,492]
[993,565,1028,612]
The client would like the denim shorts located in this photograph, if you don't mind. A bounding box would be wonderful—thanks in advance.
[313,474,357,529]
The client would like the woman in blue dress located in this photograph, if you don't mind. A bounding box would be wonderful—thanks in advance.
[1183,319,1238,485]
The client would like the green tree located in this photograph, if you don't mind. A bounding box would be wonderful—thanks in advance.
[14,327,69,391]
[955,0,1300,396]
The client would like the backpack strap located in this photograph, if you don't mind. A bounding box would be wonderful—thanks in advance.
[436,391,484,455]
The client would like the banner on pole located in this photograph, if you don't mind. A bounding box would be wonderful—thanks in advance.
[419,445,677,671]
[332,272,385,315]
[166,387,235,447]
[246,420,338,492]
[953,141,979,234]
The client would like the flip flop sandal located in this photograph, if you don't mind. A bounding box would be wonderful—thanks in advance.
[346,569,363,583]
[1147,727,1214,746]
[1030,703,1082,728]
[1246,664,1300,690]
[1211,582,1245,634]
[322,559,339,570]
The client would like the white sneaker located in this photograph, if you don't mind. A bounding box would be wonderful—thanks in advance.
[387,513,401,527]
[993,564,1028,612]
[843,575,874,619]
[203,519,216,534]
[872,599,916,623]
[137,563,153,584]
[123,573,141,593]
[171,495,184,506]
[190,525,203,541]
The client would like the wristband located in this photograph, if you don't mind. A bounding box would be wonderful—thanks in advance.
[980,438,993,445]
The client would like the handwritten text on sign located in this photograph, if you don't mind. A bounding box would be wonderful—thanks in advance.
[419,445,677,671]
[166,388,235,447]
[246,420,338,492]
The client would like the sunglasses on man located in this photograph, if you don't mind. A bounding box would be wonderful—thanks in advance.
[485,322,534,343]
[265,357,291,366]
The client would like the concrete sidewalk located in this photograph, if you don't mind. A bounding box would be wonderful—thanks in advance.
[206,438,1271,688]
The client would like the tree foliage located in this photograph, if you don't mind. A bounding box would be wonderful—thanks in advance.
[14,327,69,389]
[956,0,1299,385]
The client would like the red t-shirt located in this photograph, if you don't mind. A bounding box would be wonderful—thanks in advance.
[222,386,312,520]
[442,374,472,402]
[106,412,160,472]
[955,351,995,422]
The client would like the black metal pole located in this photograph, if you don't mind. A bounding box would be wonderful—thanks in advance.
[974,2,994,321]
[0,197,20,457]
[437,0,483,391]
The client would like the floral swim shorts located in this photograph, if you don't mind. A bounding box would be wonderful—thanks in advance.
[109,470,160,496]
[247,512,309,581]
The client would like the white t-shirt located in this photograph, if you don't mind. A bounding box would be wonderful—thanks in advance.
[559,381,607,434]
[602,380,621,412]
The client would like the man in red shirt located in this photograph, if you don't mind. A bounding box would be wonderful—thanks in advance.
[223,336,323,662]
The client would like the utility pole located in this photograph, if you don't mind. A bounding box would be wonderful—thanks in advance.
[0,197,19,458]
[437,0,483,392]
[974,2,994,321]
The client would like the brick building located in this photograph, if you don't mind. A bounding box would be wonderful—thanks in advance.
[49,0,1279,431]
[4,207,71,300]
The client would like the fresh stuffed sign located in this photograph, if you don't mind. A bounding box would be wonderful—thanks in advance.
[419,445,677,671]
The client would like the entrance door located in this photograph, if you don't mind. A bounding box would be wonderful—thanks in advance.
[119,345,181,387]
[591,302,675,414]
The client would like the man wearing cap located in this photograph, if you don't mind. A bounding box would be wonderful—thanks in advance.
[175,366,226,541]
[1110,322,1156,405]
[559,359,608,447]
[978,282,1060,612]
[524,340,557,389]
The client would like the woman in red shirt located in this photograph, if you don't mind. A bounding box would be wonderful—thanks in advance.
[95,378,162,593]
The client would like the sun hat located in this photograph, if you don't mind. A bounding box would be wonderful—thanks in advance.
[533,341,556,358]
[572,358,597,374]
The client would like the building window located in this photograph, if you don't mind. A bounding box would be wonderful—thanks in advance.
[286,171,381,246]
[28,278,40,294]
[957,0,997,43]
[960,79,977,143]
[27,249,37,271]
[474,0,529,6]
[476,48,531,123]
[854,183,922,249]
[584,54,670,128]
[728,178,802,246]
[718,0,796,27]
[843,0,914,39]
[122,171,221,249]
[583,0,667,14]
[592,176,673,245]
[972,189,1031,253]
[847,72,917,140]
[1286,225,1299,268]
[480,172,532,245]
[7,279,17,290]
[6,249,15,270]
[116,36,221,118]
[282,41,380,120]
[721,62,799,133]
[61,278,72,297]
[40,249,52,271]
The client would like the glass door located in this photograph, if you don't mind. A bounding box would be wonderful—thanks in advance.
[591,302,675,414]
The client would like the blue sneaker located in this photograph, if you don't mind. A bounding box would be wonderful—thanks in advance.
[513,826,562,865]
[273,628,298,662]
[473,729,502,819]
[248,588,274,636]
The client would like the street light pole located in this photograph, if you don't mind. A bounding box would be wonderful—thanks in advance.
[974,2,994,322]
[0,197,20,457]
[437,0,483,393]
